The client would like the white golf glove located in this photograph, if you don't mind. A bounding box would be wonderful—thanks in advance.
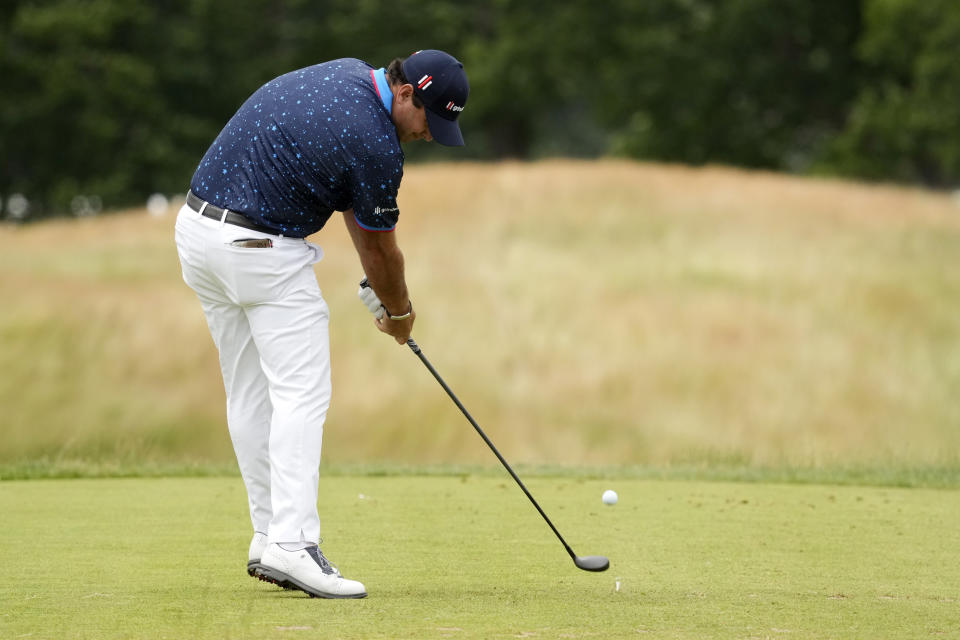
[357,278,385,319]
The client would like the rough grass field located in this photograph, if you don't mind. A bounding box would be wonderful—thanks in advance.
[1,160,958,475]
[1,475,958,639]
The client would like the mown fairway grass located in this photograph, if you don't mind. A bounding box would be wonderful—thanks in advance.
[1,475,958,639]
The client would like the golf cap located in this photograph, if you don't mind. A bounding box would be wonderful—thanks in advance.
[402,50,469,146]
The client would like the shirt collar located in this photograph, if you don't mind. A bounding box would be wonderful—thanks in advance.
[371,67,392,115]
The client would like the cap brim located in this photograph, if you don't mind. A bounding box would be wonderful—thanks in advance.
[425,109,464,147]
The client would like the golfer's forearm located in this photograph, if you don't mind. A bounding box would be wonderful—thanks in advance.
[361,246,409,315]
[343,210,410,314]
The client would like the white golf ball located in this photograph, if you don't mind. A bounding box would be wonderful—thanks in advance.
[602,489,618,505]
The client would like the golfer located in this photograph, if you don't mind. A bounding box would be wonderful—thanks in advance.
[174,50,469,598]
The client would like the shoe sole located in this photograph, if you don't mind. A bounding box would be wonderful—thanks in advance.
[254,565,367,599]
[249,561,296,590]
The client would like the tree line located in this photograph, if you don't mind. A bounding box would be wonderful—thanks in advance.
[2,0,958,219]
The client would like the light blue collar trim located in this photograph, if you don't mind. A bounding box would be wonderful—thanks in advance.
[372,68,392,115]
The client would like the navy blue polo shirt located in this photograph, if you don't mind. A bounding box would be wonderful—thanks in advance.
[190,58,403,237]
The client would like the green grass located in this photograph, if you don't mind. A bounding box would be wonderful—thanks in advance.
[3,459,960,489]
[2,475,958,639]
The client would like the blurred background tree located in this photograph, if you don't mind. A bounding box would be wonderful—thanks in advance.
[1,0,958,218]
[824,0,960,185]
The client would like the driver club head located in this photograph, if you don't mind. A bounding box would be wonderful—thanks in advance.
[574,555,610,572]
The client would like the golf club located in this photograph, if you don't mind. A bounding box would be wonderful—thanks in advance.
[359,279,609,572]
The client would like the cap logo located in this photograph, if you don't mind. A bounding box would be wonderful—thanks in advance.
[445,101,464,112]
[417,74,433,90]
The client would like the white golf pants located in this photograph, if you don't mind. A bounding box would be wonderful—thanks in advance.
[174,205,330,545]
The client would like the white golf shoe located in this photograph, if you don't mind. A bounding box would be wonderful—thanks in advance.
[256,543,367,599]
[247,532,269,577]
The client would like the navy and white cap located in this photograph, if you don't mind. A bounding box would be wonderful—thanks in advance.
[402,50,469,146]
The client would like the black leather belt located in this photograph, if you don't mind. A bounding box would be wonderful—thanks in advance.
[186,191,279,235]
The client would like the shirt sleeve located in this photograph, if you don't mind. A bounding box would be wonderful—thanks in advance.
[349,154,404,231]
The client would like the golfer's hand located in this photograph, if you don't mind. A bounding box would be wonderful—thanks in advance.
[375,310,415,344]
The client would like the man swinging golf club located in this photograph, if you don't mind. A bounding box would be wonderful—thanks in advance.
[174,50,469,598]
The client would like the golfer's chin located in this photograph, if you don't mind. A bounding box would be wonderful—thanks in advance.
[398,132,431,144]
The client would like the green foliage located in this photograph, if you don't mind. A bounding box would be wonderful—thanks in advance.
[2,0,960,217]
[3,2,161,211]
[595,0,863,171]
[824,0,960,184]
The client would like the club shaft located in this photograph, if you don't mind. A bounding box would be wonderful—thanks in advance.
[406,338,577,562]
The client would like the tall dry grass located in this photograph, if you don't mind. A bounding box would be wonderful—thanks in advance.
[1,160,958,468]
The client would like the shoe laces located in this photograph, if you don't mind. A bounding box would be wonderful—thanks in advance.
[305,545,341,576]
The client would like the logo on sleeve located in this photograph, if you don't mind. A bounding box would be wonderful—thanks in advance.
[374,206,399,215]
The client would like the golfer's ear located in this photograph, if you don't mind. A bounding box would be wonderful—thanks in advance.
[398,83,415,103]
